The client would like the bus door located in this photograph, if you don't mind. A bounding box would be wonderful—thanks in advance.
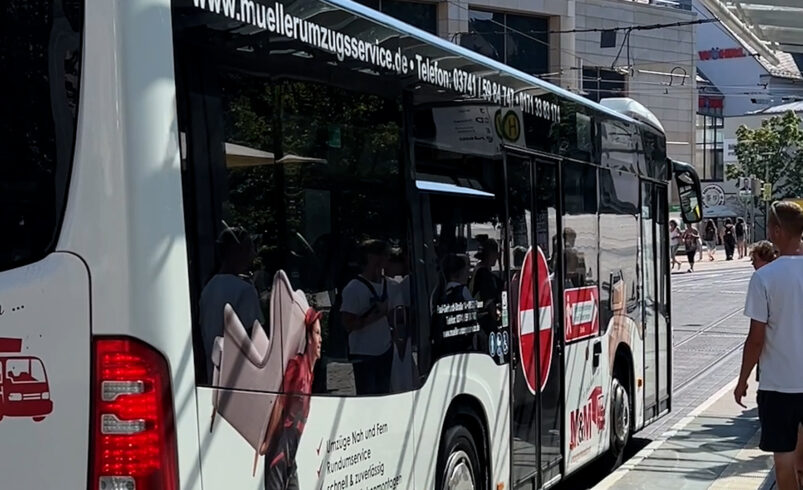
[641,181,670,422]
[504,149,563,488]
[560,162,606,473]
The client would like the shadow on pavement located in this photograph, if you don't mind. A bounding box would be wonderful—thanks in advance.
[552,437,651,490]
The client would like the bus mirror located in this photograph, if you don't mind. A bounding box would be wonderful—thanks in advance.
[671,159,703,224]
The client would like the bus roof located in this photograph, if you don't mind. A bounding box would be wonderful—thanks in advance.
[327,0,644,129]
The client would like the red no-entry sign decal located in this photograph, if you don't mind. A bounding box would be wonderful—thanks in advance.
[517,247,553,393]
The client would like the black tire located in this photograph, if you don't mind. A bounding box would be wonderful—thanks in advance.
[605,375,631,469]
[437,424,483,490]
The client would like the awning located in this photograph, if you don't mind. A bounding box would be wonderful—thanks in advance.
[225,143,327,168]
[703,1,803,60]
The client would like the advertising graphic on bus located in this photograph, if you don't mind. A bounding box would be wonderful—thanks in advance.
[564,287,600,342]
[0,338,53,423]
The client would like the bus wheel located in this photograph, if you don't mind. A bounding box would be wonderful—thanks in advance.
[438,425,481,490]
[32,416,46,422]
[607,376,631,468]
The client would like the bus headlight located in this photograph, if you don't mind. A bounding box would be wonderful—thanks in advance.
[8,393,22,401]
[42,392,50,400]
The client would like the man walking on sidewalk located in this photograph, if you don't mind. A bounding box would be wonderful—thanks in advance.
[735,201,803,490]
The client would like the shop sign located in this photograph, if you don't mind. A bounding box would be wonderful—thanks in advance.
[699,47,746,61]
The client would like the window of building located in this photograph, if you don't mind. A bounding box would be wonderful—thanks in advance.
[0,0,83,272]
[462,9,549,76]
[355,0,437,34]
[695,114,724,181]
[582,68,626,103]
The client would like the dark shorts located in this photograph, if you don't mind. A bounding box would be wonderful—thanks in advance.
[757,390,803,453]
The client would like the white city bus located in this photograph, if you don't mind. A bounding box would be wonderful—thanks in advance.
[0,0,702,489]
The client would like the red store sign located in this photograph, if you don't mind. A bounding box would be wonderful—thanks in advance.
[699,96,724,111]
[699,47,746,61]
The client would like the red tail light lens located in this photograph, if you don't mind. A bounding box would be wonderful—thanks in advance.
[91,338,178,490]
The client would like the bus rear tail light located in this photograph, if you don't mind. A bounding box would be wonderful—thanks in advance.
[90,338,178,490]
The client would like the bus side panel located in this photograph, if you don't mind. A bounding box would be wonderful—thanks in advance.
[0,254,90,490]
[563,334,610,473]
[413,354,510,490]
[58,1,205,487]
[197,387,417,489]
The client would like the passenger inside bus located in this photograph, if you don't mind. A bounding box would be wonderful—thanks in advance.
[471,236,503,346]
[339,240,394,396]
[385,247,418,393]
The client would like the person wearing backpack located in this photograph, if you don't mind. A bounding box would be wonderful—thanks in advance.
[340,239,394,395]
[723,218,737,260]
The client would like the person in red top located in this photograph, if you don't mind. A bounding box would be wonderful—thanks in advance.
[261,308,322,490]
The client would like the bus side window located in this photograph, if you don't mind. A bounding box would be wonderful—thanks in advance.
[561,162,600,342]
[179,70,414,397]
[599,168,640,341]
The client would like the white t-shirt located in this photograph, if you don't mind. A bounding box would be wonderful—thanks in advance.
[341,277,393,357]
[670,228,681,246]
[743,256,803,393]
[199,274,264,380]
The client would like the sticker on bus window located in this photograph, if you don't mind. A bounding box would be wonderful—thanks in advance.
[563,286,599,342]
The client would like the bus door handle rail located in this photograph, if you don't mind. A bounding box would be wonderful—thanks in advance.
[592,341,602,369]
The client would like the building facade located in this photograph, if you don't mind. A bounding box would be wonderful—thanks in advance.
[691,0,802,222]
[356,0,698,169]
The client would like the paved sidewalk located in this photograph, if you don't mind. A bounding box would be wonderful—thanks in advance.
[594,379,774,490]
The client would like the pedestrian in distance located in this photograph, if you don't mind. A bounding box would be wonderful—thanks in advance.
[669,220,682,270]
[723,218,737,260]
[703,219,718,262]
[736,217,748,259]
[682,225,701,273]
[734,201,803,490]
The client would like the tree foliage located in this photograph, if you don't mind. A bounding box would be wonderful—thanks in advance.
[726,110,803,199]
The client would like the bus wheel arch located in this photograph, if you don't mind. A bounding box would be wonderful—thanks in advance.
[607,343,634,468]
[437,394,489,490]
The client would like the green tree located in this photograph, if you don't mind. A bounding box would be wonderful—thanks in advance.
[726,110,803,199]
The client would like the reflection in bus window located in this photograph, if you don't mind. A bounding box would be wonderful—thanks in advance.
[181,71,412,397]
[415,147,507,367]
[561,162,599,290]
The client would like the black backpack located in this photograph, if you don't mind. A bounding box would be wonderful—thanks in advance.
[704,225,716,242]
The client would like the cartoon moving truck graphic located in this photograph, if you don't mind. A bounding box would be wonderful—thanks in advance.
[0,338,53,422]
